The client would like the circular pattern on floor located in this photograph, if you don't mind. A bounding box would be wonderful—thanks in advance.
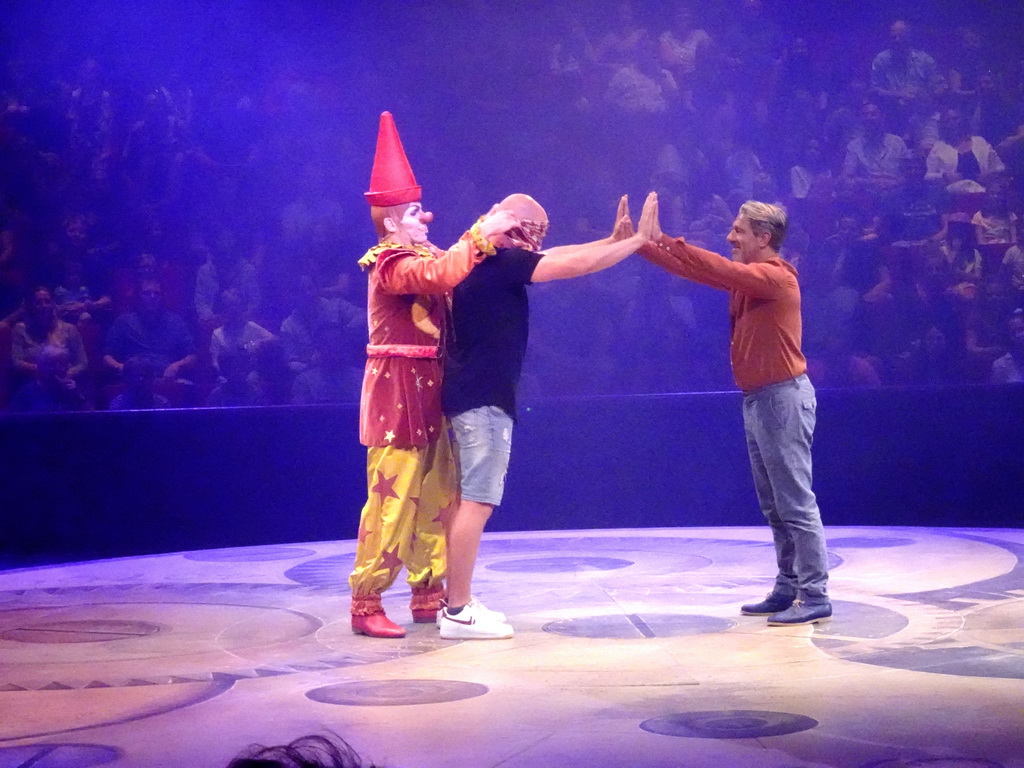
[0,743,120,766]
[639,709,818,739]
[284,554,355,589]
[305,679,489,706]
[0,584,448,692]
[543,613,734,639]
[486,556,634,573]
[817,595,1024,679]
[811,600,910,640]
[2,619,161,644]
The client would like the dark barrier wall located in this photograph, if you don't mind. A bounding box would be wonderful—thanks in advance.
[2,386,1023,562]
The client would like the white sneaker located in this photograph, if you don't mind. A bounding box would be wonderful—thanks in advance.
[436,596,506,626]
[439,601,514,640]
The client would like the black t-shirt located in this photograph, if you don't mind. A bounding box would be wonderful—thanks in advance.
[443,247,543,420]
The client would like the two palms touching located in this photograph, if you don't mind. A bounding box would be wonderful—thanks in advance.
[610,191,662,243]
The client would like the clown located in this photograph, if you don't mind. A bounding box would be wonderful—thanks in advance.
[349,112,516,638]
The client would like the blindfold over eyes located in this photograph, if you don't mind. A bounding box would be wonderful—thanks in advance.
[508,218,549,251]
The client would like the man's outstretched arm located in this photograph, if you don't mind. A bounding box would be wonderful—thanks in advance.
[531,193,652,283]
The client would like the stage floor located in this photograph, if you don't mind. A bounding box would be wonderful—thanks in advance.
[1,526,1023,768]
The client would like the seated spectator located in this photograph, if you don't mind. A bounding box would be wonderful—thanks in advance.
[947,236,983,290]
[806,334,882,390]
[842,102,910,194]
[819,213,880,292]
[657,5,711,110]
[964,293,1010,381]
[104,278,196,380]
[194,228,260,327]
[948,26,999,112]
[205,349,265,408]
[724,134,767,204]
[53,257,112,323]
[790,138,833,201]
[990,309,1024,384]
[227,733,381,768]
[291,324,362,405]
[108,356,170,410]
[717,0,783,98]
[210,288,275,374]
[8,345,86,413]
[11,286,88,380]
[972,71,1021,148]
[595,1,649,68]
[1002,243,1024,302]
[823,78,871,159]
[870,20,941,122]
[997,121,1024,211]
[972,190,1017,245]
[901,324,965,386]
[880,157,945,245]
[115,252,188,316]
[279,274,342,373]
[926,110,1006,192]
[0,189,26,321]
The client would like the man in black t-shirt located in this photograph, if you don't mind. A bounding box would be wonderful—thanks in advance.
[438,192,657,639]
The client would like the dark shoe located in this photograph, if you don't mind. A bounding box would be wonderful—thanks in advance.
[351,612,406,638]
[767,602,832,626]
[741,593,795,616]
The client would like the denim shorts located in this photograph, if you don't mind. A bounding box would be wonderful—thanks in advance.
[450,406,514,506]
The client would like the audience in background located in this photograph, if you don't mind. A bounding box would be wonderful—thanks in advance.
[11,286,88,382]
[291,323,361,405]
[279,274,341,374]
[210,287,275,374]
[990,309,1024,384]
[3,2,1024,414]
[205,348,264,408]
[8,344,86,412]
[108,356,170,410]
[103,278,195,381]
[194,229,261,328]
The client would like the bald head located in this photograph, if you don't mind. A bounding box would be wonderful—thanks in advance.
[493,194,550,251]
[497,194,548,226]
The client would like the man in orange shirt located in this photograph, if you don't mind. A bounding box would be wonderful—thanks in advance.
[640,197,831,626]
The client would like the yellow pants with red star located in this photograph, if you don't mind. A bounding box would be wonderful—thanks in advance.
[348,432,456,615]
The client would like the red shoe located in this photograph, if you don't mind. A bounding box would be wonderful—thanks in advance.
[351,612,406,638]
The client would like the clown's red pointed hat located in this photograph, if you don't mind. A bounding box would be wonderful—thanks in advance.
[364,111,421,207]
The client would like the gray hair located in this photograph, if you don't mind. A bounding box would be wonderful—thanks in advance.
[739,201,788,251]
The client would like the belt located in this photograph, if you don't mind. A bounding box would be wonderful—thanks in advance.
[366,343,439,359]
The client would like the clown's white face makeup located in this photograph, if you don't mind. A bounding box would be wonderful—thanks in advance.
[388,202,432,245]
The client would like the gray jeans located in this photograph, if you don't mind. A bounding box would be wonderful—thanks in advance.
[742,374,829,604]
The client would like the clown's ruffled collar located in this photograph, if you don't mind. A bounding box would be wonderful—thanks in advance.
[358,241,434,270]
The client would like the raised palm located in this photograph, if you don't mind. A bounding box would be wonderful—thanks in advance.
[610,195,635,241]
[637,191,661,241]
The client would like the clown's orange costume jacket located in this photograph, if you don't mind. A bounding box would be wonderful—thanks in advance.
[358,234,487,447]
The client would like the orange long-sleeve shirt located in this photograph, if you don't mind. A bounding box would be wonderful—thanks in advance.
[641,234,806,392]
